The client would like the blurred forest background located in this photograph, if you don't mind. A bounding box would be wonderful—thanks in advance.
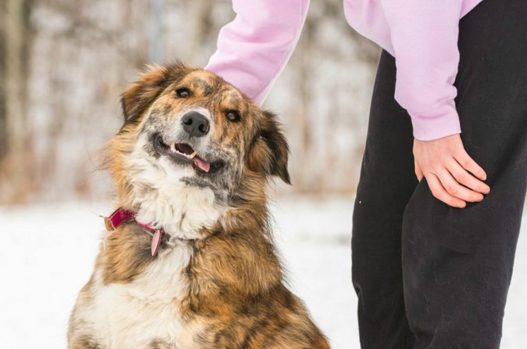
[0,0,380,204]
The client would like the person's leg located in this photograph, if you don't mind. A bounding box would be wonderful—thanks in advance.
[352,51,417,349]
[402,0,527,348]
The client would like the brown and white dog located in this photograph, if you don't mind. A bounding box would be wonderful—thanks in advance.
[68,64,330,349]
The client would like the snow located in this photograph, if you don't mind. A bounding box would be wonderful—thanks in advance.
[0,197,525,348]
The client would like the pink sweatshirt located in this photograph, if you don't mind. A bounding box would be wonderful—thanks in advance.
[206,0,484,141]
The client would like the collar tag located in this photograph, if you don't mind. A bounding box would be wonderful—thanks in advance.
[151,230,164,257]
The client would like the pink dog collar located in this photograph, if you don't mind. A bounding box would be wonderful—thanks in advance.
[104,207,165,257]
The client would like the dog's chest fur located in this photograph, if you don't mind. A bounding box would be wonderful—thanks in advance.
[79,243,198,348]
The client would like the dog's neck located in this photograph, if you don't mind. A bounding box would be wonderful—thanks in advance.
[106,168,279,296]
[120,186,225,241]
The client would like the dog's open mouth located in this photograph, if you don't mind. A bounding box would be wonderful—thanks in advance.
[152,133,211,173]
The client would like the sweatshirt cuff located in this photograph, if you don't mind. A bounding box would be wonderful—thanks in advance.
[410,109,462,141]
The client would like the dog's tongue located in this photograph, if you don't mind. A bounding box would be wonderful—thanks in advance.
[192,156,210,173]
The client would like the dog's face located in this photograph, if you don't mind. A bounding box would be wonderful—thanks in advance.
[113,64,289,220]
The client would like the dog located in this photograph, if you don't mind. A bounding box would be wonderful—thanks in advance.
[68,64,330,349]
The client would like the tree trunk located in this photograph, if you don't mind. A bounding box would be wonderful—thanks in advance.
[5,0,28,156]
[0,1,7,159]
[1,0,31,203]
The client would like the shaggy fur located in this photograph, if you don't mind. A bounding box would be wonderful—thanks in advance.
[68,64,330,349]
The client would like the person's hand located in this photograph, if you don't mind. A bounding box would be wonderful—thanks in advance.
[413,134,490,208]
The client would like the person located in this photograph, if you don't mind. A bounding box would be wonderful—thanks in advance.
[205,0,527,348]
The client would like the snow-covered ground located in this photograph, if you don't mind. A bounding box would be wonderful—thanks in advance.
[0,197,525,348]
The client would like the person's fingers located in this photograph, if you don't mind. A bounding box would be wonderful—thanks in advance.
[454,149,488,181]
[437,168,484,203]
[426,173,466,208]
[447,159,490,194]
[414,160,424,181]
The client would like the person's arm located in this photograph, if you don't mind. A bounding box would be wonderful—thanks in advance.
[205,0,309,104]
[382,1,490,208]
[382,1,463,141]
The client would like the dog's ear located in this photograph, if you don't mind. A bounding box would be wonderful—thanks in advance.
[121,63,189,123]
[248,111,291,184]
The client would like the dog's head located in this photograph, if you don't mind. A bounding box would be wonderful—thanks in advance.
[108,64,289,236]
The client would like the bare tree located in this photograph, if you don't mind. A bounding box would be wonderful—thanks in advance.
[0,0,32,202]
[0,1,6,160]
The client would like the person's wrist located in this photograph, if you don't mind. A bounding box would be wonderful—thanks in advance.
[414,132,461,143]
[410,107,461,141]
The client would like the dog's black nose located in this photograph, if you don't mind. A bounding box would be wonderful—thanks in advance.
[181,111,210,138]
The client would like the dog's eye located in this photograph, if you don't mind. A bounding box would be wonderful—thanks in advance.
[225,110,241,122]
[175,88,191,98]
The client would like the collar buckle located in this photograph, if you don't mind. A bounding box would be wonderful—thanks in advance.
[103,207,165,257]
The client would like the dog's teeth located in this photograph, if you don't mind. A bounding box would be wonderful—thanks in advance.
[190,151,197,159]
[169,143,176,153]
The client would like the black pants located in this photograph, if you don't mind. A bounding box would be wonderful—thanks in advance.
[352,0,527,348]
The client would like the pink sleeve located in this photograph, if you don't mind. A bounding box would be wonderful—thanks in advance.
[205,0,309,105]
[382,1,463,141]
